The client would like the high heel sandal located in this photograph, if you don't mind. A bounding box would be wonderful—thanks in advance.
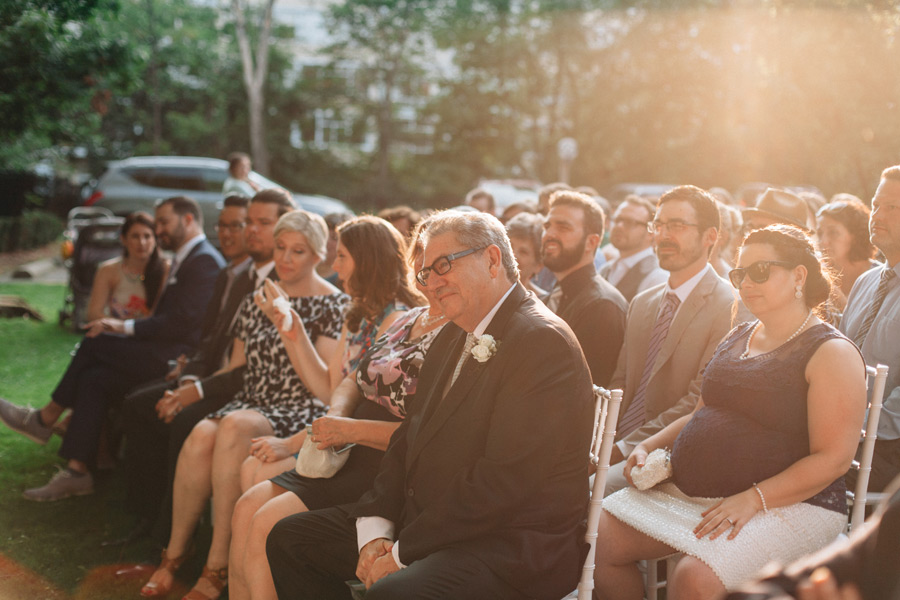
[182,565,228,600]
[140,548,190,597]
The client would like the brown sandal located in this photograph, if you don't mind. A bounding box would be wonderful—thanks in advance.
[140,548,190,597]
[181,565,228,600]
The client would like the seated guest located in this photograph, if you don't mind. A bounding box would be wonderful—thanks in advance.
[140,209,347,599]
[593,224,866,599]
[377,205,419,239]
[499,200,537,224]
[711,201,743,278]
[140,214,418,600]
[599,195,668,302]
[605,186,741,493]
[86,211,168,321]
[464,187,495,215]
[0,196,223,501]
[725,475,900,600]
[228,221,443,600]
[265,210,594,600]
[121,193,269,541]
[505,212,547,297]
[318,211,354,288]
[840,166,900,494]
[541,190,626,386]
[816,200,877,311]
[742,187,811,235]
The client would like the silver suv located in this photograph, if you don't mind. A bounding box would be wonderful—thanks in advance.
[85,156,352,243]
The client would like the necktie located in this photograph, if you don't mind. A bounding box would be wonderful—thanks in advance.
[447,333,477,392]
[219,266,237,314]
[853,268,896,348]
[546,284,564,313]
[250,268,259,289]
[618,292,681,439]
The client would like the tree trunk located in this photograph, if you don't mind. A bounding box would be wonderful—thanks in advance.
[232,0,275,176]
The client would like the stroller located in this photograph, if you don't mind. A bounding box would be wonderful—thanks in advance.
[58,207,124,331]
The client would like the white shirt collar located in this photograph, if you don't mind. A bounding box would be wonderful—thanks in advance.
[473,283,517,337]
[252,260,276,285]
[617,245,655,269]
[665,262,711,306]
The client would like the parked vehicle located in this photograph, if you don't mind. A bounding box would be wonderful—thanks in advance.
[85,156,352,243]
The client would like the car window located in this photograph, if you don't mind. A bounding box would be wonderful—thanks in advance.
[122,166,205,191]
[200,168,228,192]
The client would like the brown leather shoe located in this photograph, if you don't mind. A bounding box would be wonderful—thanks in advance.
[140,548,190,597]
[182,565,228,600]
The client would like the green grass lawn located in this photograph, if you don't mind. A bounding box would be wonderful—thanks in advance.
[0,283,211,596]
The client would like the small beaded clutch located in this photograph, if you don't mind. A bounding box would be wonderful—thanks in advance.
[630,448,672,490]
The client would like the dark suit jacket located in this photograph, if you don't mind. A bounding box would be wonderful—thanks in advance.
[182,258,253,379]
[133,237,224,352]
[555,263,627,387]
[599,253,661,302]
[350,284,594,600]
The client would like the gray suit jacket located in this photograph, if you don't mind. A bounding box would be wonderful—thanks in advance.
[609,266,747,455]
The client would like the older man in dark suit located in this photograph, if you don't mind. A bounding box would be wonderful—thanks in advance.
[266,210,595,599]
[0,196,224,501]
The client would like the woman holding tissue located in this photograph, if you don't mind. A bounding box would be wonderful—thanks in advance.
[141,210,347,599]
[592,225,867,599]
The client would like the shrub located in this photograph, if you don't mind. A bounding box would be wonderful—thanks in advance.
[0,210,64,252]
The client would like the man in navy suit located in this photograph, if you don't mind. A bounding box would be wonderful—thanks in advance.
[267,211,594,599]
[0,196,224,501]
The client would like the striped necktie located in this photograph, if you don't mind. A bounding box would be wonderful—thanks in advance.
[853,268,895,348]
[546,284,564,313]
[618,292,681,439]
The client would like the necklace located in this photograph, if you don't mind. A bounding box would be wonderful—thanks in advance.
[419,308,446,328]
[122,264,145,283]
[741,310,813,359]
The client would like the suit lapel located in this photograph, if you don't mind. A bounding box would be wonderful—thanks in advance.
[408,284,526,462]
[648,269,715,380]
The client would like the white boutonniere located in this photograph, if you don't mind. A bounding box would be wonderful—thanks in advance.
[471,334,499,363]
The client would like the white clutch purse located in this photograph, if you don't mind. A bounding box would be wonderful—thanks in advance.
[294,425,355,479]
[629,448,672,490]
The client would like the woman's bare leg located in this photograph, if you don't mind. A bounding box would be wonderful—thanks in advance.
[668,555,726,600]
[191,410,273,598]
[143,418,219,592]
[229,480,289,600]
[244,492,308,600]
[593,510,676,600]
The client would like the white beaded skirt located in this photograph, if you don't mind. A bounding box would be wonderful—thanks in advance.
[602,483,847,590]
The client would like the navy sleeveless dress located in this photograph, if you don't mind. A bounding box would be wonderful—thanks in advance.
[603,321,861,590]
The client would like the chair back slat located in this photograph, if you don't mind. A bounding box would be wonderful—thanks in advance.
[577,387,623,600]
[849,363,890,530]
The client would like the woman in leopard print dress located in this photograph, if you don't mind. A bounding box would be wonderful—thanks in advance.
[142,210,347,600]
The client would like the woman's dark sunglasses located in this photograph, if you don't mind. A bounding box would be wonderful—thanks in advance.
[728,260,795,288]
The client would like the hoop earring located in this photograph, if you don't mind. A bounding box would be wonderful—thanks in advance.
[795,285,803,299]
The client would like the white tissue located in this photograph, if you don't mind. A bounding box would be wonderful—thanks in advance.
[273,296,293,332]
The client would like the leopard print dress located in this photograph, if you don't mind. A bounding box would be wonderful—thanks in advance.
[207,292,348,436]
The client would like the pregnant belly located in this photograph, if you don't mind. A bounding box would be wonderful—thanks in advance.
[671,406,804,498]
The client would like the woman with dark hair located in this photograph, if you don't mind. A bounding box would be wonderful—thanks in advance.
[227,219,443,600]
[816,201,878,310]
[593,224,867,599]
[86,211,168,321]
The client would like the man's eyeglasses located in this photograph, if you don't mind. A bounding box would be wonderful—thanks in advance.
[215,221,246,233]
[728,260,795,288]
[648,220,700,235]
[612,217,649,229]
[416,247,486,286]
